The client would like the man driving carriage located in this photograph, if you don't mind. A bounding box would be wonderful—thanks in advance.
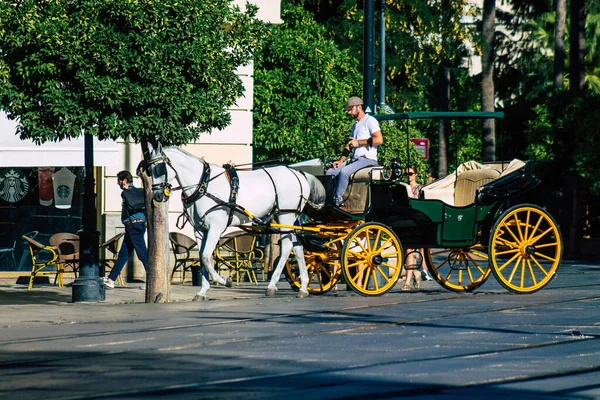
[326,96,383,209]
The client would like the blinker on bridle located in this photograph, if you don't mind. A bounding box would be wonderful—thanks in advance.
[148,153,172,199]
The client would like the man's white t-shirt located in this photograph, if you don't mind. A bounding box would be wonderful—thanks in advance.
[350,114,380,161]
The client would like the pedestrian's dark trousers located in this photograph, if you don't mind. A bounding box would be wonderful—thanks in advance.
[108,222,148,281]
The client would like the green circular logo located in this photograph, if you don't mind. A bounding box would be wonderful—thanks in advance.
[57,185,71,199]
[0,168,29,203]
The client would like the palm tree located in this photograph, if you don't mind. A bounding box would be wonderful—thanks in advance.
[570,0,586,95]
[554,0,566,89]
[482,0,495,162]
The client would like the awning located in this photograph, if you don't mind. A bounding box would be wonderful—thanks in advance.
[0,112,119,167]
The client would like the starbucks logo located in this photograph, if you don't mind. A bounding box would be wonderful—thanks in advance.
[0,168,29,203]
[56,185,71,199]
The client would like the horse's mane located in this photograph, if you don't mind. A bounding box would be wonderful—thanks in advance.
[165,146,206,162]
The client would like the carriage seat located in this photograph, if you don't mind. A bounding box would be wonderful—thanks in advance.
[421,159,525,206]
[340,167,378,214]
[454,168,501,206]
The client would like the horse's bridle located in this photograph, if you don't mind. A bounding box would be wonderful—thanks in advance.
[147,152,173,200]
[147,150,215,205]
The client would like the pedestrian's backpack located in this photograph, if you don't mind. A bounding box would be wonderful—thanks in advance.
[122,187,146,214]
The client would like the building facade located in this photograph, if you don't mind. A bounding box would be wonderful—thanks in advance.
[0,0,282,274]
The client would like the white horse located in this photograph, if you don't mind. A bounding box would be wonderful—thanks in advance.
[147,144,326,300]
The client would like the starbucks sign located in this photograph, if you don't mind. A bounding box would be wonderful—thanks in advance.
[0,168,29,203]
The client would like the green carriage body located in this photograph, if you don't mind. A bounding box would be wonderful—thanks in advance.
[409,199,495,248]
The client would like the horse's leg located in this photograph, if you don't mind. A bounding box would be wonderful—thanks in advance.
[265,232,294,296]
[290,234,309,298]
[192,228,232,301]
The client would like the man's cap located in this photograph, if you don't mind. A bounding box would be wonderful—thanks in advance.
[344,96,363,111]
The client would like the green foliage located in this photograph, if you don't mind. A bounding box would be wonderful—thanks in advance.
[253,1,361,163]
[299,0,473,112]
[253,0,478,172]
[0,0,265,145]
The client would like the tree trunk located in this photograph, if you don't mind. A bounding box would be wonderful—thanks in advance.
[438,64,450,178]
[481,0,495,162]
[554,0,566,90]
[569,0,585,95]
[140,143,170,303]
[438,0,451,178]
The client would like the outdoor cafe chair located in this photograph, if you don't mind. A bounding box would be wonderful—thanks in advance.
[98,232,125,286]
[0,238,17,270]
[169,232,200,284]
[214,232,263,285]
[49,233,80,287]
[22,234,60,289]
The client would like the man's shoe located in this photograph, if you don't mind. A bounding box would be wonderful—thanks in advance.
[421,270,433,281]
[104,278,115,289]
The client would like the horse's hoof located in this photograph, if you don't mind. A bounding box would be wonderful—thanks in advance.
[225,278,233,288]
[265,287,277,297]
[296,290,309,299]
[192,294,206,302]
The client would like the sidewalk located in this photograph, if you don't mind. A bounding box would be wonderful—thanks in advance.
[0,276,278,306]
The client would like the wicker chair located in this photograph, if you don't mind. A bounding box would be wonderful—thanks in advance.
[22,235,60,289]
[169,232,200,284]
[214,232,263,285]
[49,233,80,287]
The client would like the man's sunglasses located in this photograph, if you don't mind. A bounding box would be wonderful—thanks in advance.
[405,172,415,176]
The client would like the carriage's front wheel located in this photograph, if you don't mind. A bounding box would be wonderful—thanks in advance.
[489,204,562,293]
[424,245,491,292]
[283,243,342,295]
[341,222,403,296]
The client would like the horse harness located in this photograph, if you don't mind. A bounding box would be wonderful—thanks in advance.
[169,157,305,232]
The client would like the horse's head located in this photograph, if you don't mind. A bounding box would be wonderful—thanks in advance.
[147,143,172,203]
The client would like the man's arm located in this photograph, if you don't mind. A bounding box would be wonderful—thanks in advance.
[348,129,383,148]
[332,140,355,168]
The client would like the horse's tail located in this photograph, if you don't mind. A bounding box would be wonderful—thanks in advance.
[303,173,326,214]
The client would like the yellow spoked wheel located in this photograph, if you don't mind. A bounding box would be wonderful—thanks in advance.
[489,204,562,294]
[424,245,491,292]
[283,241,342,295]
[341,222,403,296]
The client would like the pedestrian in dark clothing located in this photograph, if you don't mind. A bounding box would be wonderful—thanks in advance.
[104,170,147,289]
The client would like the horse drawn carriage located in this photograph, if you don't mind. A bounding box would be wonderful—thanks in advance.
[147,111,562,300]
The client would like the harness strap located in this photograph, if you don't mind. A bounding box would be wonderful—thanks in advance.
[181,159,211,206]
[261,167,280,216]
[286,166,305,213]
[223,163,240,226]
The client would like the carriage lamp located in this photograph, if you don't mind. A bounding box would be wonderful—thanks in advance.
[382,158,402,181]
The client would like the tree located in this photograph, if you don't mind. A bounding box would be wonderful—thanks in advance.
[253,1,361,164]
[570,0,586,95]
[554,0,566,89]
[255,0,474,173]
[481,0,495,162]
[0,0,264,302]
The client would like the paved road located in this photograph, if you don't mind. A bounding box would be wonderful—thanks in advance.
[1,261,599,399]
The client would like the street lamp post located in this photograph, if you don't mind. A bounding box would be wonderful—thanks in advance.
[72,133,104,302]
[363,0,375,113]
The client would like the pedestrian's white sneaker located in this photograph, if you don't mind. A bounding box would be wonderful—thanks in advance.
[421,270,434,281]
[104,278,115,289]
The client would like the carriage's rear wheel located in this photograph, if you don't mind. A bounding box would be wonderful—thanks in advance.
[341,222,403,296]
[489,204,562,293]
[283,243,342,295]
[424,245,491,292]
